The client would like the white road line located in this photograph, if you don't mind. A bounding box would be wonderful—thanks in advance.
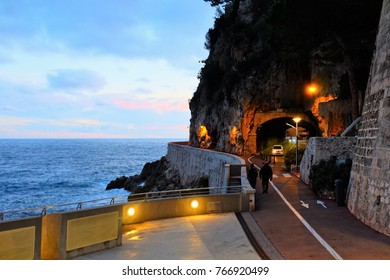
[269,180,343,260]
[248,156,343,260]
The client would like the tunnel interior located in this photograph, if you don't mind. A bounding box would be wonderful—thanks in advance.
[256,117,318,153]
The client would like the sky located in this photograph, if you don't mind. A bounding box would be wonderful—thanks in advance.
[0,0,216,139]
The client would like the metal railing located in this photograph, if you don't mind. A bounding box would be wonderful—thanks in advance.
[1,186,243,222]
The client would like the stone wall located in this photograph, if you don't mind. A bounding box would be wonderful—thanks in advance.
[167,142,247,188]
[300,137,357,185]
[347,0,390,236]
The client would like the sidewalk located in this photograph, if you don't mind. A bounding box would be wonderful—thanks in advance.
[75,212,261,260]
[76,156,389,260]
[244,156,390,260]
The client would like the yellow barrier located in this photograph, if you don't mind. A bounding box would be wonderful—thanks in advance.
[41,205,122,259]
[0,226,35,260]
[122,194,243,225]
[66,212,119,251]
[0,217,42,260]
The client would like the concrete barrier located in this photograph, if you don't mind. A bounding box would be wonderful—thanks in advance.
[167,142,255,211]
[0,217,42,260]
[41,205,122,260]
[122,194,243,225]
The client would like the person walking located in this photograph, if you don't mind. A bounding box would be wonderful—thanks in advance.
[259,161,273,194]
[247,163,258,189]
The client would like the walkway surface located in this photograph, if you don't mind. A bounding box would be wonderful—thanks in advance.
[76,156,389,260]
[243,155,390,260]
[75,212,260,260]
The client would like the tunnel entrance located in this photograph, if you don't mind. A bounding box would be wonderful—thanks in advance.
[255,117,318,154]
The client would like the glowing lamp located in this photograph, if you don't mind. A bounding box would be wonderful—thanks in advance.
[305,83,319,95]
[190,200,199,209]
[127,207,135,216]
[293,117,301,124]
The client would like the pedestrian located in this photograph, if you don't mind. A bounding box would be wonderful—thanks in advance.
[259,161,273,194]
[247,163,258,189]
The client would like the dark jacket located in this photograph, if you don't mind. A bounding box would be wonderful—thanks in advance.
[247,165,258,188]
[260,163,273,181]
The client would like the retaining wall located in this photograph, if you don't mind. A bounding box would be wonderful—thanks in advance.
[300,137,357,185]
[347,0,390,236]
[167,142,249,188]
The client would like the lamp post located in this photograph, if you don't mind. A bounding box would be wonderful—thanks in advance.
[293,117,301,170]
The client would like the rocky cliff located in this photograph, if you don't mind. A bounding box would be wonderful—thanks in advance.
[189,0,382,155]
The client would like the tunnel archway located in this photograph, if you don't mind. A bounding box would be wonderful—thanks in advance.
[255,117,319,154]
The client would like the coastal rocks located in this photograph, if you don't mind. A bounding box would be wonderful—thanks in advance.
[105,156,182,194]
[106,154,211,195]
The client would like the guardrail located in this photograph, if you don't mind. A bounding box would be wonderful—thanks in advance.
[1,186,243,222]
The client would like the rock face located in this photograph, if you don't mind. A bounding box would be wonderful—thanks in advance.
[106,157,181,193]
[106,156,208,193]
[347,0,390,236]
[189,0,381,155]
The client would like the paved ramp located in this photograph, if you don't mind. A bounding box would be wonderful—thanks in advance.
[75,213,261,260]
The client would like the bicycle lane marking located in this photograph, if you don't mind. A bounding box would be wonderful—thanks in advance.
[269,180,343,260]
[247,156,343,260]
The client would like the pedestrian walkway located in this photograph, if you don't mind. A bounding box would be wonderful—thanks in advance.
[245,156,390,260]
[76,156,389,260]
[75,212,260,260]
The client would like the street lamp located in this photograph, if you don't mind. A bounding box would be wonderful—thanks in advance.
[305,83,319,96]
[293,117,301,170]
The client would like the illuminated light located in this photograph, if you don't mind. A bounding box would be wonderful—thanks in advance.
[229,126,239,145]
[124,229,137,236]
[197,125,212,149]
[128,236,142,241]
[127,207,135,216]
[305,83,319,96]
[198,125,208,137]
[293,117,301,124]
[190,200,199,209]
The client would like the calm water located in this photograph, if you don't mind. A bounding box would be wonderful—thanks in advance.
[0,138,182,219]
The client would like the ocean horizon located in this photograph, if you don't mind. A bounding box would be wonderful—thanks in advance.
[0,138,186,220]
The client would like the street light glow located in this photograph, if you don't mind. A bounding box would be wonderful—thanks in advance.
[293,117,301,124]
[293,117,301,170]
[305,83,319,95]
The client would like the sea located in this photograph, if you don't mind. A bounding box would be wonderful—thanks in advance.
[0,138,183,220]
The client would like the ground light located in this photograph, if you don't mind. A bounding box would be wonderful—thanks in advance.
[127,207,135,216]
[190,200,199,209]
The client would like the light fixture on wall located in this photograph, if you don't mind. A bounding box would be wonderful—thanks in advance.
[190,200,199,209]
[127,207,135,216]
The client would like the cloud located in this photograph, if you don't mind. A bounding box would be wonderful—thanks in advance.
[0,0,214,139]
[112,98,188,112]
[46,118,103,127]
[0,0,214,69]
[0,116,37,127]
[135,77,151,83]
[47,69,106,92]
[132,87,153,95]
